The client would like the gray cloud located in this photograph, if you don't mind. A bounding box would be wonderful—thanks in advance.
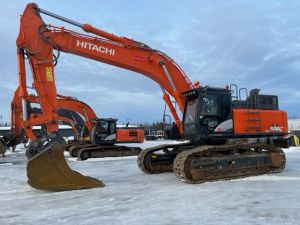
[0,0,299,123]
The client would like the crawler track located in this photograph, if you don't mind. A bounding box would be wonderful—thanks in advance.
[78,145,141,160]
[138,143,286,183]
[69,143,98,157]
[174,143,285,183]
[68,142,141,160]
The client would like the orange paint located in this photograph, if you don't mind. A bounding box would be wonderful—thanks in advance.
[233,109,288,134]
[117,129,144,143]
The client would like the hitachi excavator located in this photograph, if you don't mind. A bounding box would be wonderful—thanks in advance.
[0,86,141,160]
[28,92,142,160]
[12,3,287,191]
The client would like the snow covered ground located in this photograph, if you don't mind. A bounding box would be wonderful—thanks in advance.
[0,140,300,225]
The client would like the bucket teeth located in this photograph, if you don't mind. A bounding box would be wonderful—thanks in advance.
[27,140,104,191]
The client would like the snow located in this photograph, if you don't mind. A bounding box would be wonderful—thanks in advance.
[0,125,73,130]
[0,141,300,225]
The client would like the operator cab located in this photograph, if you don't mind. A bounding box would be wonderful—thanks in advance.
[182,87,232,142]
[91,118,117,145]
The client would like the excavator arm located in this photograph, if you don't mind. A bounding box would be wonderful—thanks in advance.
[17,3,199,137]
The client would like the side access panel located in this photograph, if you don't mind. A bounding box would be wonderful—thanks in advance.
[117,129,144,143]
[233,109,288,134]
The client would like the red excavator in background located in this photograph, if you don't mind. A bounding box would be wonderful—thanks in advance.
[11,3,287,191]
[0,86,142,160]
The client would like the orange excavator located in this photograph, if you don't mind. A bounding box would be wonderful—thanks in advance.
[28,92,142,160]
[12,3,287,191]
[0,86,141,160]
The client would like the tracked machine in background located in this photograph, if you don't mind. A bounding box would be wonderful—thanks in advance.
[66,118,141,160]
[0,87,141,160]
[13,3,287,191]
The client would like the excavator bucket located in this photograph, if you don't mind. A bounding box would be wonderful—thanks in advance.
[27,141,104,191]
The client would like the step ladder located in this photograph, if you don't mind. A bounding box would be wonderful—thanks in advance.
[230,84,262,132]
[247,111,262,132]
[247,90,262,132]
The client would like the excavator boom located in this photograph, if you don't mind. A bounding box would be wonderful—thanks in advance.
[17,3,199,135]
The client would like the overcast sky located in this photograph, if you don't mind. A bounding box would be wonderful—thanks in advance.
[0,0,299,124]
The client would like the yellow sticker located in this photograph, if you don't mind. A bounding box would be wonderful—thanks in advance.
[46,67,53,81]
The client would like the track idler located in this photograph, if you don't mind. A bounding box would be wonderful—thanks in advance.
[26,135,104,191]
[137,143,191,174]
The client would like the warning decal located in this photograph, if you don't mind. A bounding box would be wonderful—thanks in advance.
[46,67,53,81]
